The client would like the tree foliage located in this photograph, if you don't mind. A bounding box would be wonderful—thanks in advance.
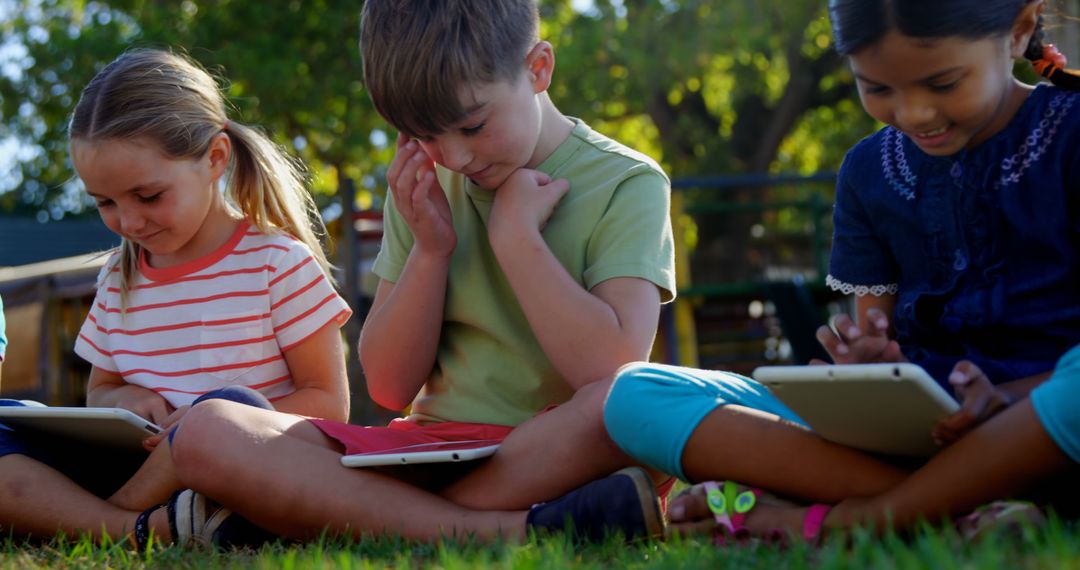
[0,0,875,220]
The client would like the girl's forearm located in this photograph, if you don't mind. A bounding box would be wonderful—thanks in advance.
[271,386,349,422]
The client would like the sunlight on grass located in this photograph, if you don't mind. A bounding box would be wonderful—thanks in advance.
[0,517,1077,569]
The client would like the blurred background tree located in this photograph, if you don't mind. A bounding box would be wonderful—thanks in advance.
[2,0,1076,413]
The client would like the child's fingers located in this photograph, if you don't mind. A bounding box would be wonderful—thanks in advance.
[159,405,191,430]
[863,308,890,335]
[393,146,429,222]
[386,139,415,191]
[882,340,905,362]
[829,313,862,342]
[815,324,849,357]
[543,177,571,199]
[948,360,988,398]
[411,170,439,220]
[667,489,712,524]
[142,432,165,451]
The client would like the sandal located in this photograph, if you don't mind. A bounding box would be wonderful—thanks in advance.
[682,481,833,545]
[133,502,166,550]
[954,500,1046,542]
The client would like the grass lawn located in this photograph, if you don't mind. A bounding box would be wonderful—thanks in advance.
[1,517,1078,569]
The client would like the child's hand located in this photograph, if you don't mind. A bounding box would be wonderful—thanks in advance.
[488,168,570,240]
[143,404,192,451]
[388,133,456,257]
[815,308,904,364]
[114,388,174,426]
[932,361,1011,446]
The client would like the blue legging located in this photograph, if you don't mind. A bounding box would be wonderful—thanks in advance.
[603,362,806,482]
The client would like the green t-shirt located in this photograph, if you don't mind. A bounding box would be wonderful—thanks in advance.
[373,119,675,426]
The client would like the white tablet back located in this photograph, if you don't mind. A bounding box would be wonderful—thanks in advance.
[0,407,161,452]
[341,440,501,468]
[753,363,959,457]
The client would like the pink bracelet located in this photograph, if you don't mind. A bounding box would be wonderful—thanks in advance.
[803,503,832,542]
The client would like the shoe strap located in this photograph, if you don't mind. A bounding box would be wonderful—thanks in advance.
[802,503,832,542]
[134,503,164,550]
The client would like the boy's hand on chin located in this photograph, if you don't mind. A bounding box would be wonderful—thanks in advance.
[488,168,570,242]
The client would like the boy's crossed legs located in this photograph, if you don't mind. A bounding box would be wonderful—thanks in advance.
[171,378,664,541]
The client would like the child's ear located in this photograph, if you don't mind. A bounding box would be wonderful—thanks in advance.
[524,41,555,93]
[1009,0,1044,59]
[206,132,231,181]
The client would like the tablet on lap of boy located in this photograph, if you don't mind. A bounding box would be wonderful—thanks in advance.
[340,439,502,468]
[0,406,162,452]
[752,363,959,458]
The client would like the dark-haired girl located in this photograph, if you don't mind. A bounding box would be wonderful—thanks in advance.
[602,0,1080,542]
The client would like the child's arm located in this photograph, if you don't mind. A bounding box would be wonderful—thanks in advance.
[86,367,173,424]
[815,295,905,364]
[933,362,1053,445]
[270,321,350,421]
[828,398,1069,532]
[359,137,454,410]
[487,169,661,389]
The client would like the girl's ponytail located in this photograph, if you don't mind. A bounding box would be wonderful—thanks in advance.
[223,122,335,281]
[1024,14,1080,90]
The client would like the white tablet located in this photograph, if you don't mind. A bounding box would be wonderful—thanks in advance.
[752,363,959,458]
[341,439,501,468]
[0,407,162,452]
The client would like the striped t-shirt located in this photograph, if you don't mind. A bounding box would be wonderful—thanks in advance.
[74,222,351,407]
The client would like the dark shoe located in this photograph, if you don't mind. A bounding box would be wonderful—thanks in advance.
[167,489,277,549]
[525,467,664,542]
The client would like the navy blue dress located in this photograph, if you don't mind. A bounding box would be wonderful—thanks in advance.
[827,84,1080,388]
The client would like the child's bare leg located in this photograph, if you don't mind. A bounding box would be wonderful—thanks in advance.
[826,399,1068,529]
[440,377,659,510]
[0,454,158,539]
[107,440,180,510]
[171,400,527,542]
[672,400,1072,537]
[681,404,907,501]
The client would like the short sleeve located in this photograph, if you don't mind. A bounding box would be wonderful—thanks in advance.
[73,258,121,372]
[827,153,900,297]
[268,241,352,351]
[0,293,7,361]
[584,170,676,302]
[372,191,415,283]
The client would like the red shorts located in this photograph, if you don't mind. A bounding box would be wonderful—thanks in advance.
[308,417,515,456]
[309,412,676,502]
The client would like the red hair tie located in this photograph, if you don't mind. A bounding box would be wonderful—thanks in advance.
[1034,44,1069,78]
[222,120,230,132]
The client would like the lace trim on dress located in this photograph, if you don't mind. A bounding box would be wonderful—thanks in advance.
[996,91,1076,189]
[880,128,917,201]
[826,275,899,297]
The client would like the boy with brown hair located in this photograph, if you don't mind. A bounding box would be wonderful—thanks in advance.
[167,0,676,544]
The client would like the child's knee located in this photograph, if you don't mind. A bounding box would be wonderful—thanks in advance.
[170,400,233,473]
[604,362,683,431]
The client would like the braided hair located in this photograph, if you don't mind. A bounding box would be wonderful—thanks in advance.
[829,0,1080,91]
